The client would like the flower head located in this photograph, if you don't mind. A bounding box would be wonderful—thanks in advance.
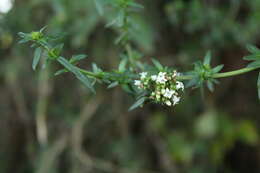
[134,70,184,107]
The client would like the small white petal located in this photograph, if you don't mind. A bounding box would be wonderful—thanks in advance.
[161,89,166,94]
[172,95,180,105]
[134,80,141,86]
[165,100,172,106]
[151,75,157,81]
[140,72,147,79]
[176,81,184,90]
[163,88,176,98]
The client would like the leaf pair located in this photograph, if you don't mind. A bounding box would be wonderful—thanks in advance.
[186,51,224,92]
[57,57,95,93]
[244,45,260,100]
[244,45,260,68]
[54,54,87,76]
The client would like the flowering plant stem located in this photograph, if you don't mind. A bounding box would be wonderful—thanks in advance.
[38,38,260,81]
[79,66,260,81]
[18,0,260,109]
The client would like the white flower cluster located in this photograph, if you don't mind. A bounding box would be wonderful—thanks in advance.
[134,71,184,106]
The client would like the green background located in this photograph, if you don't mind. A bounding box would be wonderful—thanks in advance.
[1,0,260,172]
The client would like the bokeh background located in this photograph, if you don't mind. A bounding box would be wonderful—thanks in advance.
[1,0,260,173]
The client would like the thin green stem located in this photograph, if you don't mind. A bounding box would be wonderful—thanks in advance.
[77,68,102,78]
[212,66,259,78]
[177,66,260,81]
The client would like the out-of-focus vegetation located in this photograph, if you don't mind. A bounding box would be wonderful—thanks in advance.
[1,0,260,173]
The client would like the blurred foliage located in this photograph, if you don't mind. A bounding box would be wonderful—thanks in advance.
[1,0,260,173]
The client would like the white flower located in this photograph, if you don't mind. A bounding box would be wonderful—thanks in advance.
[172,95,180,105]
[134,80,141,86]
[161,89,166,94]
[156,72,167,84]
[151,75,157,81]
[165,100,172,106]
[176,81,184,91]
[140,72,147,80]
[172,71,177,77]
[158,72,166,77]
[163,88,175,98]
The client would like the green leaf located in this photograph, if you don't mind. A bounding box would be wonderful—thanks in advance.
[39,26,47,33]
[115,32,127,44]
[70,54,87,64]
[246,44,260,54]
[118,58,127,72]
[207,80,214,92]
[94,0,104,15]
[128,97,146,111]
[212,64,224,73]
[128,2,144,9]
[243,55,260,61]
[203,51,211,66]
[18,32,31,43]
[53,43,64,56]
[92,63,102,73]
[18,38,30,44]
[18,32,28,38]
[152,58,164,71]
[257,72,260,100]
[247,61,260,68]
[117,10,125,27]
[107,81,119,89]
[32,47,42,70]
[54,69,67,76]
[186,77,199,88]
[57,57,95,93]
[105,18,117,28]
[212,79,220,85]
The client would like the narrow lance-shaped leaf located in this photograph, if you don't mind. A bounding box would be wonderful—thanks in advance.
[212,64,224,73]
[152,58,164,71]
[92,63,102,73]
[203,51,211,66]
[257,72,260,100]
[54,69,67,76]
[57,57,95,93]
[185,77,200,88]
[247,61,260,68]
[107,81,119,89]
[69,54,87,64]
[128,2,144,9]
[39,26,48,33]
[246,44,260,54]
[94,0,104,15]
[118,58,127,72]
[32,47,42,70]
[207,80,214,92]
[243,54,260,61]
[128,97,146,111]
